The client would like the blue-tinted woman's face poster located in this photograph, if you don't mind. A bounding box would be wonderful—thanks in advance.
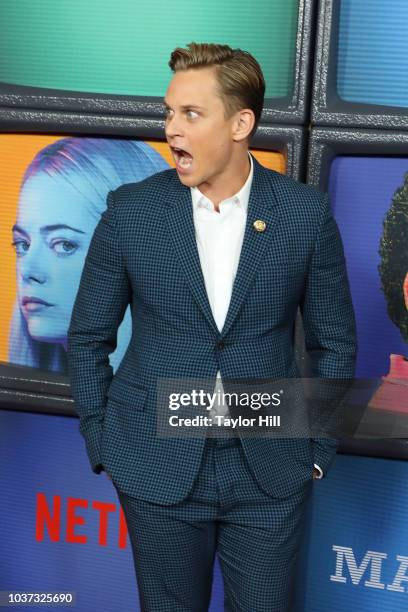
[1,136,169,375]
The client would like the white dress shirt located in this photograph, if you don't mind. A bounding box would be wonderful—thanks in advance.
[190,153,323,479]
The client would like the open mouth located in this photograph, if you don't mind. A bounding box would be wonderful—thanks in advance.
[171,147,193,170]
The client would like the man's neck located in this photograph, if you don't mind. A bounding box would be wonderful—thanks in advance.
[197,154,251,212]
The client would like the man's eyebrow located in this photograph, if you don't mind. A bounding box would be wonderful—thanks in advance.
[162,99,205,111]
[12,223,86,235]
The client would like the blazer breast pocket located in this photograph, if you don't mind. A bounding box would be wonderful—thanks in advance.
[256,258,306,294]
[106,376,148,411]
[265,258,307,274]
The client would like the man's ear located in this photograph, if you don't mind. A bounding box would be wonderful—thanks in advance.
[403,271,408,310]
[232,109,255,143]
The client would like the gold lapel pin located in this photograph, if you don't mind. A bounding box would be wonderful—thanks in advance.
[253,219,266,233]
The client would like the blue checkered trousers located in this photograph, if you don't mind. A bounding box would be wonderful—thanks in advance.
[67,154,357,611]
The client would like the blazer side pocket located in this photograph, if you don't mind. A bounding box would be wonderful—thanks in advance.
[106,376,148,411]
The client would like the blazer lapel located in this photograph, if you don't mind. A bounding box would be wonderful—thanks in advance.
[165,177,219,335]
[220,156,281,338]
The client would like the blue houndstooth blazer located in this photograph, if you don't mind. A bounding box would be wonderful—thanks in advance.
[67,154,357,504]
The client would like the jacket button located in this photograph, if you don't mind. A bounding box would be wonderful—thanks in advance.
[217,340,225,349]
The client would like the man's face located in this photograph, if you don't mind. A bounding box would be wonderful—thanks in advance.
[164,67,238,191]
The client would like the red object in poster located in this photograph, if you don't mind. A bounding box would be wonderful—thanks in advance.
[369,354,408,414]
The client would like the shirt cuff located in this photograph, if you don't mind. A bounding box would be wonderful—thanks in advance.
[313,463,324,479]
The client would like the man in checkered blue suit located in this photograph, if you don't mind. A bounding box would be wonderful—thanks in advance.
[67,43,357,612]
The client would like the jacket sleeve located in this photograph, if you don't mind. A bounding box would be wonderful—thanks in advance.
[67,190,131,474]
[299,193,358,475]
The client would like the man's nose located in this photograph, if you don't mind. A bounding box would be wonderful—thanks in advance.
[165,113,183,138]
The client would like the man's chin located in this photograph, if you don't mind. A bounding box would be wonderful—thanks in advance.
[176,171,197,187]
